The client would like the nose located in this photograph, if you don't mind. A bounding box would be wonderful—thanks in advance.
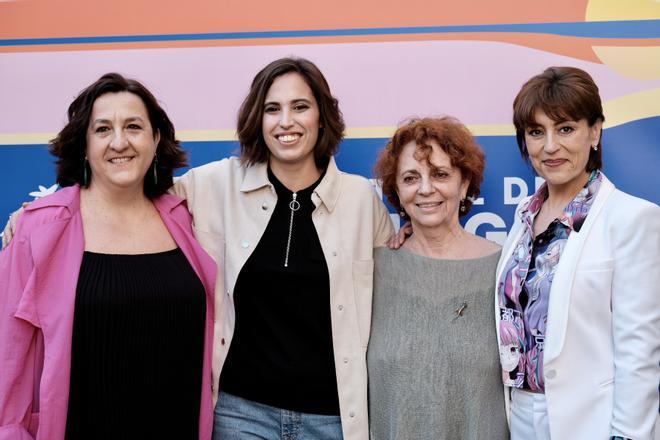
[279,108,293,128]
[417,176,434,195]
[109,129,128,150]
[543,132,560,154]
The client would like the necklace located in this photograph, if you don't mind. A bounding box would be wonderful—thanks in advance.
[284,192,300,267]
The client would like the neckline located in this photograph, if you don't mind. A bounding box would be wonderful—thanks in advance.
[83,247,180,257]
[392,246,501,263]
[268,166,326,197]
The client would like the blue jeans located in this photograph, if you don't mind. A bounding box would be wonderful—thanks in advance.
[213,392,343,440]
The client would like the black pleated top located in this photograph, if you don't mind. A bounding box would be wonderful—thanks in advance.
[65,248,206,440]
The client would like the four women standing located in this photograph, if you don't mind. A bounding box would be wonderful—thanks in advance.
[1,62,658,439]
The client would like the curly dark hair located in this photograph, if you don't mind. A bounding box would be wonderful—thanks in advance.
[237,57,345,167]
[49,72,187,197]
[374,117,486,219]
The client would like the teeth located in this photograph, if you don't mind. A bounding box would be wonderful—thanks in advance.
[417,202,441,207]
[109,157,132,164]
[278,134,299,142]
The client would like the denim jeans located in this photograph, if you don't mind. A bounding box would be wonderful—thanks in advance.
[213,392,343,440]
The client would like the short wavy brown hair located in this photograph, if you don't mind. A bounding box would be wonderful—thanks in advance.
[49,72,187,198]
[374,117,485,218]
[513,66,604,171]
[237,57,345,167]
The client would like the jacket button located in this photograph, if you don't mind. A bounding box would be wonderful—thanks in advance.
[262,203,268,210]
[332,251,337,257]
[221,338,225,345]
[241,240,250,249]
[343,357,349,364]
[545,369,556,379]
[349,411,355,418]
[337,304,344,311]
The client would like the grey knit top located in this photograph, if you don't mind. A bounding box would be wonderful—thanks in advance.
[367,247,509,440]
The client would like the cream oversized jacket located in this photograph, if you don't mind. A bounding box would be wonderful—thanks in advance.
[172,156,394,440]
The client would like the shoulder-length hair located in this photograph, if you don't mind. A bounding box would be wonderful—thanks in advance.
[237,57,345,167]
[49,72,187,197]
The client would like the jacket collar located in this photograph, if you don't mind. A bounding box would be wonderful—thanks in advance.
[313,157,341,213]
[153,192,187,214]
[25,184,80,214]
[240,156,342,213]
[24,184,186,216]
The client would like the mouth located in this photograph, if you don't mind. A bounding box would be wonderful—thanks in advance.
[416,201,443,209]
[542,159,567,167]
[108,156,135,164]
[275,133,301,144]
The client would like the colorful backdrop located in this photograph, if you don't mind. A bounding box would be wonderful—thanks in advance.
[2,0,659,243]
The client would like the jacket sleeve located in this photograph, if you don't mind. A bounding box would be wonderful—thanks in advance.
[371,190,395,248]
[609,201,660,439]
[0,222,41,439]
[170,168,196,214]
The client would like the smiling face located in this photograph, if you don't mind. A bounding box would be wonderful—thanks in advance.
[396,141,469,233]
[86,91,160,194]
[261,72,320,174]
[525,109,601,195]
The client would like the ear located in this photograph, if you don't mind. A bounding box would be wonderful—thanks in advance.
[154,129,161,144]
[460,178,470,200]
[590,119,603,146]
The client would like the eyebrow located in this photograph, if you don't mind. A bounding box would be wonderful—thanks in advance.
[90,116,145,125]
[263,98,313,107]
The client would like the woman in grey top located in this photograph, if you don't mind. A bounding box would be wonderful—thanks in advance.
[368,117,508,440]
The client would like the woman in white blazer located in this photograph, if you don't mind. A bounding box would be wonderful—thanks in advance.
[495,66,660,440]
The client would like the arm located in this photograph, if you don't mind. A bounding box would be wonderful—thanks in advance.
[170,169,196,214]
[0,221,41,439]
[610,202,660,439]
[371,190,395,248]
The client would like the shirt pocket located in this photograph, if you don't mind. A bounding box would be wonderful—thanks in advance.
[352,259,375,348]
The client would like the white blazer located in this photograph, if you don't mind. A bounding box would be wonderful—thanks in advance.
[495,174,660,440]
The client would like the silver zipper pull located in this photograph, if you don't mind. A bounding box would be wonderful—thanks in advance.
[284,192,300,267]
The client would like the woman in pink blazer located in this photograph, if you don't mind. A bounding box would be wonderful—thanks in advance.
[0,73,217,440]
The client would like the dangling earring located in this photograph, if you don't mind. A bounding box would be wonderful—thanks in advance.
[83,156,90,187]
[399,209,406,218]
[152,154,158,185]
[460,199,466,213]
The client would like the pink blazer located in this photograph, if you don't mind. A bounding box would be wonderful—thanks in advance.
[0,185,217,440]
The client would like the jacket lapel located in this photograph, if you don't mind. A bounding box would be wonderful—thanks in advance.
[543,175,615,363]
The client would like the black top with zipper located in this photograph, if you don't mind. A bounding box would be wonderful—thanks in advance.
[220,167,340,415]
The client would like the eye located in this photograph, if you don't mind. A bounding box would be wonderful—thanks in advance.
[127,123,143,130]
[527,128,542,137]
[402,175,418,184]
[559,126,574,134]
[264,105,279,113]
[432,170,449,179]
[95,126,110,133]
[293,103,309,111]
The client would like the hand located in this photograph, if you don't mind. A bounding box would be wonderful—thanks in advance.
[1,204,27,249]
[387,221,412,249]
